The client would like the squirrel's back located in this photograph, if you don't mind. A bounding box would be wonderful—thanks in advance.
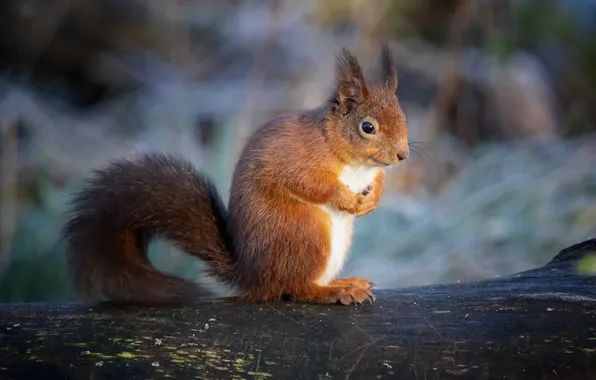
[62,153,236,303]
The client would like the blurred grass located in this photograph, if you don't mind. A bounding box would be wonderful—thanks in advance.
[1,0,595,302]
[0,170,75,302]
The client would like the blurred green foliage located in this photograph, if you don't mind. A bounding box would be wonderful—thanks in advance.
[577,255,596,275]
[0,170,75,302]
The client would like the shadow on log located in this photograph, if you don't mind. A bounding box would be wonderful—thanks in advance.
[1,239,595,380]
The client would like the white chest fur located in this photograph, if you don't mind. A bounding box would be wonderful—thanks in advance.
[316,164,380,286]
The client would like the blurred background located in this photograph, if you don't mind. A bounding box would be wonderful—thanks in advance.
[0,0,595,302]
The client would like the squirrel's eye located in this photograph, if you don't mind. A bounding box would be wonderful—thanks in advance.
[361,121,376,135]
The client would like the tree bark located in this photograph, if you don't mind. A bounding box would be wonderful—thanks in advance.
[1,238,595,380]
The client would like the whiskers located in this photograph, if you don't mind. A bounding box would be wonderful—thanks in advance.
[408,141,436,166]
[355,141,436,171]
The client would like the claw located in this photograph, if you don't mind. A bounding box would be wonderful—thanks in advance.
[362,185,373,196]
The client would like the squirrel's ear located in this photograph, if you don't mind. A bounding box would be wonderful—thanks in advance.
[380,43,398,93]
[331,47,369,114]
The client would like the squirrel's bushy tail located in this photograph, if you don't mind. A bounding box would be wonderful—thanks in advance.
[62,153,236,303]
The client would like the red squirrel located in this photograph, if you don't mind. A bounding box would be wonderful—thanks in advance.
[62,44,409,305]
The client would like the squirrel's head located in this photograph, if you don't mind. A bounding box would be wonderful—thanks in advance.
[326,44,408,167]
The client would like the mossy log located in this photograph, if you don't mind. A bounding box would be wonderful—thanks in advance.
[1,239,596,380]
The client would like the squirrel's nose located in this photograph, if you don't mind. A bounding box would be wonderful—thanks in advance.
[397,150,409,161]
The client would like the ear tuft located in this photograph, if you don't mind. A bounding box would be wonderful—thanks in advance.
[330,47,369,114]
[380,43,398,92]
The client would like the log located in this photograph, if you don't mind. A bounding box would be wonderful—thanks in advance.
[1,239,595,380]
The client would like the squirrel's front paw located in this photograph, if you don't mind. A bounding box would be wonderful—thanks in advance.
[354,188,380,216]
[329,183,361,214]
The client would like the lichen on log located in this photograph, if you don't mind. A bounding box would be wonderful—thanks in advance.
[1,238,595,380]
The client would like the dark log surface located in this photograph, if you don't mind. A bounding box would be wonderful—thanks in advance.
[1,239,595,380]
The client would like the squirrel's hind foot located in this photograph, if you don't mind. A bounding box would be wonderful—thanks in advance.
[290,284,376,305]
[330,277,376,290]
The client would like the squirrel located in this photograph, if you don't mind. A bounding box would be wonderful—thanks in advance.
[62,43,409,306]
